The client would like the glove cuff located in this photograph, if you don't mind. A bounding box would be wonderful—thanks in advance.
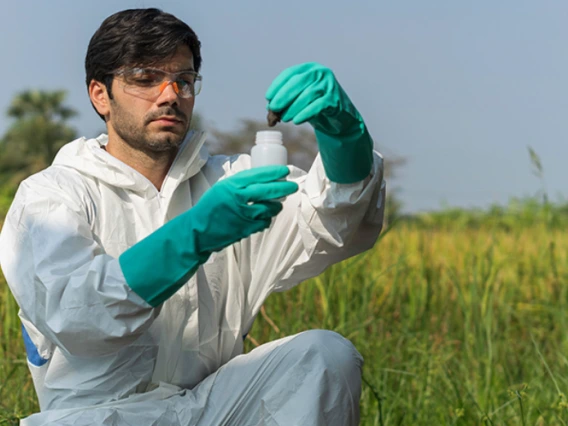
[315,126,374,184]
[119,213,211,307]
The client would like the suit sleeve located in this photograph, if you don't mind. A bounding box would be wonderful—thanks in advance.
[0,173,158,358]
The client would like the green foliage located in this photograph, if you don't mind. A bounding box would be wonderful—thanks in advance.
[383,152,407,227]
[245,215,568,425]
[0,190,14,219]
[0,90,77,192]
[404,197,568,231]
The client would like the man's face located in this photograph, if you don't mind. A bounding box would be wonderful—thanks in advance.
[107,44,196,153]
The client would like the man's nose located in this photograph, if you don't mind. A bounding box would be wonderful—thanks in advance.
[156,81,180,104]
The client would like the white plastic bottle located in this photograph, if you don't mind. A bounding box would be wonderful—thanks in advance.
[251,131,288,168]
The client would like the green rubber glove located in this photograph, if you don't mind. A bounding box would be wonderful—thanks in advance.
[266,62,373,184]
[119,165,298,307]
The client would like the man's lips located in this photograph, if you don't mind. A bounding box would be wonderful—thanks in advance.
[151,116,184,125]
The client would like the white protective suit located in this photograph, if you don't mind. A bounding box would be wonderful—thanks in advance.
[0,130,385,425]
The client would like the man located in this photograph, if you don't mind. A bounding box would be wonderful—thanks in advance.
[0,8,385,426]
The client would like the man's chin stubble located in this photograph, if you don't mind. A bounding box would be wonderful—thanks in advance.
[144,129,188,153]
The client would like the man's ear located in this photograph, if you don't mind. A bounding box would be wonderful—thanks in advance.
[89,80,111,119]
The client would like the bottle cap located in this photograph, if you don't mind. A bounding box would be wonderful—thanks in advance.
[255,130,283,145]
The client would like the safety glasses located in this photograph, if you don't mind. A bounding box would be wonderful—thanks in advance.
[114,67,203,101]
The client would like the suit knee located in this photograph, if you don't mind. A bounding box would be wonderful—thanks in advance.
[289,330,363,394]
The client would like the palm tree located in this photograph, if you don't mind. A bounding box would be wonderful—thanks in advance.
[0,90,77,191]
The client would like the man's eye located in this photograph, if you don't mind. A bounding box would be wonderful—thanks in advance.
[179,74,196,84]
[178,79,194,87]
[130,72,162,85]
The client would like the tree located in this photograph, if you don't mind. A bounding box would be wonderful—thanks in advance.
[381,149,406,226]
[190,110,204,132]
[0,90,77,191]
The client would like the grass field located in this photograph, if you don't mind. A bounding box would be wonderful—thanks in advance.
[2,213,568,425]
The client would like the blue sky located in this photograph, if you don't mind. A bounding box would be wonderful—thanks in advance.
[1,1,567,212]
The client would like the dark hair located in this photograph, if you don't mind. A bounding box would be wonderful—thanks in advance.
[85,8,202,121]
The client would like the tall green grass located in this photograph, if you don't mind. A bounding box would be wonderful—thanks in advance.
[2,212,568,424]
[247,221,568,425]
